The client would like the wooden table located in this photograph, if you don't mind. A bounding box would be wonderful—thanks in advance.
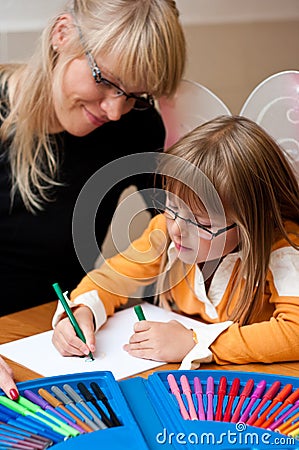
[1,302,299,383]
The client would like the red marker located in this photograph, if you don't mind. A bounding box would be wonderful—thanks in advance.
[223,378,240,422]
[253,383,293,427]
[215,376,227,421]
[231,379,254,423]
[246,381,281,425]
[261,387,299,429]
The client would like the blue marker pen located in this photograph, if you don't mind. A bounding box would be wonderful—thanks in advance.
[0,395,70,438]
[0,423,45,443]
[0,429,45,450]
[0,424,50,449]
[17,395,79,437]
[0,414,61,445]
[0,405,64,444]
[0,406,45,433]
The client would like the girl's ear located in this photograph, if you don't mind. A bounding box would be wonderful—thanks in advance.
[51,14,74,51]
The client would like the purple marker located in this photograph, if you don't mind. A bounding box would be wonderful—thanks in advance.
[240,380,267,423]
[206,377,214,421]
[269,399,299,430]
[23,390,85,434]
[0,423,49,449]
[194,377,205,420]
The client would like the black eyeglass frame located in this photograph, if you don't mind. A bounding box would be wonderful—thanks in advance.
[154,199,238,240]
[85,51,155,110]
[74,20,155,111]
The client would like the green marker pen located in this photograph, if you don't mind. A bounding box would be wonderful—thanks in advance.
[18,394,79,437]
[52,282,94,361]
[134,304,146,321]
[0,395,70,437]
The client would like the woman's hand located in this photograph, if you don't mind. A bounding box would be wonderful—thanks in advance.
[0,357,19,399]
[123,320,196,362]
[52,306,96,357]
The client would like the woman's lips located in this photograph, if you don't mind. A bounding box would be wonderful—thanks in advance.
[83,106,107,127]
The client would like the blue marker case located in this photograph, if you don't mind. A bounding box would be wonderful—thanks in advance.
[9,371,147,450]
[1,370,299,449]
[120,370,299,450]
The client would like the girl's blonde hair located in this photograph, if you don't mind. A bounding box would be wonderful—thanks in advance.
[158,115,299,324]
[0,0,185,211]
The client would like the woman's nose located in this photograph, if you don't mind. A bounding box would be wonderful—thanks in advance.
[100,96,129,121]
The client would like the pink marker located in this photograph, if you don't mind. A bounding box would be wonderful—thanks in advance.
[240,380,267,423]
[194,377,205,420]
[206,376,214,421]
[167,374,190,420]
[180,375,198,420]
[246,381,281,426]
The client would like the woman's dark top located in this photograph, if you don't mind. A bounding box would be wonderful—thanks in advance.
[0,83,165,314]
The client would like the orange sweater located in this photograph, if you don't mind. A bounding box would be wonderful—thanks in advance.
[70,214,299,365]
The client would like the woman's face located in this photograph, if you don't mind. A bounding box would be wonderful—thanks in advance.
[51,52,145,136]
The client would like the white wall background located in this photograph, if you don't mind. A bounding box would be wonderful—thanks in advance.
[1,0,298,258]
[1,0,299,32]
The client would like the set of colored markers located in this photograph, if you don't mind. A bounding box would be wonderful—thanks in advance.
[0,381,120,448]
[167,374,299,437]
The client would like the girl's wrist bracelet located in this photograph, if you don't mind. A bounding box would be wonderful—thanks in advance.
[191,328,198,344]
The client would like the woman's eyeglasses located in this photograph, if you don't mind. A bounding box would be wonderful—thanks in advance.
[85,50,155,111]
[154,199,237,241]
[74,19,154,111]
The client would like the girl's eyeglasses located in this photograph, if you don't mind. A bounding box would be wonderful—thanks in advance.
[154,199,237,240]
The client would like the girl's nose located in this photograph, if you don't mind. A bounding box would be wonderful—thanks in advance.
[171,216,189,237]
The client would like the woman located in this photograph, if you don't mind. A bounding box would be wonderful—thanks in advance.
[0,357,18,399]
[0,0,186,315]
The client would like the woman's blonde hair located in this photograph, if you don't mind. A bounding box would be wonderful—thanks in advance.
[158,115,299,324]
[0,0,185,211]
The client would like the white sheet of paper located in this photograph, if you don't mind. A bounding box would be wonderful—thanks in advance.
[0,303,205,380]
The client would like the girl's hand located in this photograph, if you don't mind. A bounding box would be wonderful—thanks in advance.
[52,306,96,357]
[123,320,196,362]
[0,357,19,399]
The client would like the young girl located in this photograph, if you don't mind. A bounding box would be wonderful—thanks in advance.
[52,115,299,368]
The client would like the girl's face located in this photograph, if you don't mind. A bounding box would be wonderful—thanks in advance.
[165,195,240,265]
[51,52,146,136]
